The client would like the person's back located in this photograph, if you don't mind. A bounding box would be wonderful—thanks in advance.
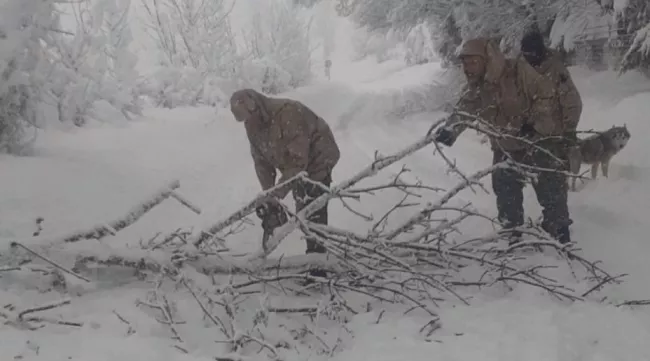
[520,32,582,134]
[231,89,340,191]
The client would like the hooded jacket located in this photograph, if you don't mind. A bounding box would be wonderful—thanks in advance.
[231,89,340,199]
[532,49,583,132]
[446,38,559,151]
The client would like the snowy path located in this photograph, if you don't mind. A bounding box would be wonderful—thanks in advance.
[2,64,650,359]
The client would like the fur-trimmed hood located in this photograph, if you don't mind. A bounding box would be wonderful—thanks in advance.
[458,37,506,84]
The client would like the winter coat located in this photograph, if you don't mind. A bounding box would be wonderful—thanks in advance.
[446,38,559,151]
[532,49,583,133]
[231,89,340,199]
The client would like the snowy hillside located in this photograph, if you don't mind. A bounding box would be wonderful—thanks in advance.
[2,3,650,361]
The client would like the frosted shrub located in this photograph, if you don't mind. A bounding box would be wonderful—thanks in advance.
[241,0,313,94]
[140,0,238,105]
[404,21,438,65]
[141,66,231,108]
[0,0,60,152]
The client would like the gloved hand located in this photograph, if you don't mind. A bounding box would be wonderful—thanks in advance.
[518,123,536,139]
[255,199,280,219]
[256,199,288,231]
[434,127,456,147]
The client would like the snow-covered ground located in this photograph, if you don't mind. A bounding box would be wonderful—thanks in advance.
[3,9,650,361]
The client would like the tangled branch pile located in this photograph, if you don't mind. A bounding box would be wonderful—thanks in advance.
[0,122,634,359]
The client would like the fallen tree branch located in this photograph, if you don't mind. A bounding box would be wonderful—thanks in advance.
[23,180,182,246]
[250,118,448,259]
[191,172,310,247]
[385,162,506,240]
[10,242,91,283]
[17,298,71,321]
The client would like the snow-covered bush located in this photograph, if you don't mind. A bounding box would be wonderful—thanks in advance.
[240,0,313,94]
[140,0,239,105]
[140,0,313,103]
[351,0,563,62]
[619,23,650,76]
[47,0,142,126]
[0,0,144,153]
[614,0,650,75]
[404,21,438,65]
[139,66,230,108]
[0,0,62,152]
[350,27,405,62]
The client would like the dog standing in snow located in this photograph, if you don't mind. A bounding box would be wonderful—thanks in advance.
[567,125,631,191]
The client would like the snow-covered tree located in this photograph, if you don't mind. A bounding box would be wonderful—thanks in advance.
[351,0,559,63]
[0,0,68,151]
[241,0,313,94]
[140,0,238,106]
[614,0,650,74]
[48,0,142,126]
[93,0,143,120]
[404,20,438,65]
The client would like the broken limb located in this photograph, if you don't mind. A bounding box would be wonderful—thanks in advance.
[385,162,507,240]
[137,290,187,352]
[17,298,72,321]
[22,180,183,246]
[170,191,202,215]
[451,111,564,163]
[191,171,310,248]
[1,298,78,329]
[250,118,447,259]
[10,242,91,283]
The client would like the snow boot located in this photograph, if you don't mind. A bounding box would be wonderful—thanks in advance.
[507,230,523,246]
[557,225,571,245]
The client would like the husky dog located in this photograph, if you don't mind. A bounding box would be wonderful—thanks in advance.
[567,125,631,191]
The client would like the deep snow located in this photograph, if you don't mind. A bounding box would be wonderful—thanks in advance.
[2,62,650,360]
[3,5,650,361]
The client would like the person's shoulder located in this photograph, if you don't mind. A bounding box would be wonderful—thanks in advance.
[543,50,571,78]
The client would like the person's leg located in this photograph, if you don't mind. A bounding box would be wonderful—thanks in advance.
[530,146,572,243]
[293,173,333,281]
[492,149,526,241]
[293,173,332,254]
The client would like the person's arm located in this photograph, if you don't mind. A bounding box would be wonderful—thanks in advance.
[435,86,482,146]
[518,59,557,136]
[250,145,276,191]
[555,64,583,132]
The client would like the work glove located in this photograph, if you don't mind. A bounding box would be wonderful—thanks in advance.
[434,126,457,147]
[518,123,536,139]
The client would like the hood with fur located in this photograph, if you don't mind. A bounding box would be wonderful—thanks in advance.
[458,37,506,84]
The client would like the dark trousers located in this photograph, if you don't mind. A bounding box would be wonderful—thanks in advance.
[293,173,331,254]
[492,145,570,237]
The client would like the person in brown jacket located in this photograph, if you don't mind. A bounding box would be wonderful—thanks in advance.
[433,37,572,244]
[520,31,583,137]
[520,30,583,227]
[230,88,341,256]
